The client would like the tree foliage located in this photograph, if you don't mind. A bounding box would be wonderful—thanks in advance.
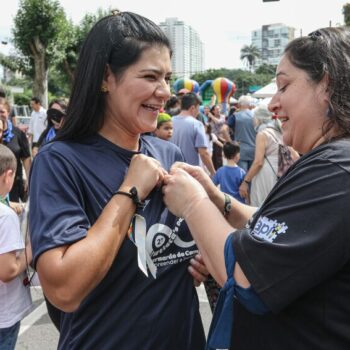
[255,63,276,75]
[13,0,71,106]
[343,3,350,26]
[240,44,261,71]
[57,8,110,86]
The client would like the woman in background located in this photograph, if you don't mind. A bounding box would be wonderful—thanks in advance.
[239,104,298,206]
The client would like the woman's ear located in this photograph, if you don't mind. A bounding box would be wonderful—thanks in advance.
[319,73,330,102]
[101,64,113,93]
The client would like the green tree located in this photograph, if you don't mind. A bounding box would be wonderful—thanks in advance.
[57,8,110,87]
[343,3,350,26]
[255,63,276,75]
[13,0,71,107]
[240,44,261,71]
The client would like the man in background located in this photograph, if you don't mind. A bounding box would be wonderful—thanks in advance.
[171,93,215,176]
[28,97,46,156]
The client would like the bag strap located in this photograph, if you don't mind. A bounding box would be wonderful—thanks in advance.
[264,127,281,145]
[264,154,278,179]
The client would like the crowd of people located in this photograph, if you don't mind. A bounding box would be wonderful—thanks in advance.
[1,9,350,350]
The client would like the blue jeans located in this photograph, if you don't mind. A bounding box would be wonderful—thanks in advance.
[0,321,20,350]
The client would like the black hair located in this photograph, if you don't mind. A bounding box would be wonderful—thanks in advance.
[31,97,41,104]
[284,27,350,139]
[165,95,179,110]
[223,141,240,160]
[56,12,171,141]
[180,93,201,111]
[0,88,6,99]
[0,144,17,175]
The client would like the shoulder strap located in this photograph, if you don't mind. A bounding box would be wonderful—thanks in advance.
[264,127,280,144]
[264,154,278,179]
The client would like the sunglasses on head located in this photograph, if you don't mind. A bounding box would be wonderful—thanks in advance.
[47,108,65,123]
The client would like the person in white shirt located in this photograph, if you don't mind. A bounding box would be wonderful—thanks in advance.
[0,144,33,350]
[28,97,47,156]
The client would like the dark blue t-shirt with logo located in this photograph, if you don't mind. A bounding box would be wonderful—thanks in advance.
[29,134,205,350]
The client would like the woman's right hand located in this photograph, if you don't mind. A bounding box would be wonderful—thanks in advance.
[121,154,167,200]
[170,162,219,199]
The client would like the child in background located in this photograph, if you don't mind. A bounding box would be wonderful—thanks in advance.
[0,144,33,350]
[212,141,246,203]
[154,112,173,141]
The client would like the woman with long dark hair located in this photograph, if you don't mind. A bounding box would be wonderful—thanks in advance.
[29,12,205,349]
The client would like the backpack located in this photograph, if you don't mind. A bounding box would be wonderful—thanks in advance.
[264,127,294,179]
[276,143,294,178]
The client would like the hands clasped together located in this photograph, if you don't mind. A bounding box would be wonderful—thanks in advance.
[125,154,212,219]
[125,155,212,285]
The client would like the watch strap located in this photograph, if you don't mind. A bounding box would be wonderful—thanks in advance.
[223,193,232,217]
[114,186,145,209]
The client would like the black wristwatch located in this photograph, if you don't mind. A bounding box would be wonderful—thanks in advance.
[223,193,232,217]
[114,186,145,210]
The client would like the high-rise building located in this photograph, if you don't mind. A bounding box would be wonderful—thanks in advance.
[251,23,295,67]
[159,18,204,78]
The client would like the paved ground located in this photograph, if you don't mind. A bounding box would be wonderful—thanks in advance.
[16,285,212,349]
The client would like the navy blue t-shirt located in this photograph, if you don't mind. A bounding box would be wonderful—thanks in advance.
[29,134,205,350]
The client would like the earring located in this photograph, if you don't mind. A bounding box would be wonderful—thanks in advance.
[101,85,108,93]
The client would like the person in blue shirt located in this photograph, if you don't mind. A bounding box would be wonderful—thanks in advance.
[29,11,206,350]
[212,141,246,203]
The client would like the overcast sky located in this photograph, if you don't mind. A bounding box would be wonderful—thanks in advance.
[0,0,346,69]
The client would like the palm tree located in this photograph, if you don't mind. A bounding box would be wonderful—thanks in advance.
[240,44,261,71]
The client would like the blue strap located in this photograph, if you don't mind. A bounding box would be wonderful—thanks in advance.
[3,120,14,143]
[206,233,236,350]
[45,127,56,143]
[206,234,269,350]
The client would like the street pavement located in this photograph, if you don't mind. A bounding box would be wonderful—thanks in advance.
[16,285,212,349]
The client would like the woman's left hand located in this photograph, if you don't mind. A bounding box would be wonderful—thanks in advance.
[188,253,209,287]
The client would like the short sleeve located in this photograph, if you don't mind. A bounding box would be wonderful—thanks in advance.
[232,156,350,312]
[0,209,24,254]
[29,148,90,268]
[194,122,208,149]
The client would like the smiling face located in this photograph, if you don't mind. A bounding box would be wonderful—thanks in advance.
[268,55,330,154]
[102,45,172,142]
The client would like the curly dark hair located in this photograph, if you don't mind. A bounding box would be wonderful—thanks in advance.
[284,27,350,139]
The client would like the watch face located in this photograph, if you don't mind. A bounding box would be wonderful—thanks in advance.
[227,203,232,211]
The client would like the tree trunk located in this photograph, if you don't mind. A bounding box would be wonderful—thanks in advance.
[30,36,48,108]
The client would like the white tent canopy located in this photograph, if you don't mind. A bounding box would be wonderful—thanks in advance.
[252,80,277,98]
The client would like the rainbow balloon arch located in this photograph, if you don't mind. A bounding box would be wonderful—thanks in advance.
[173,77,236,115]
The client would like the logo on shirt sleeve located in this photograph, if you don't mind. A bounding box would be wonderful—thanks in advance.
[252,216,288,243]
